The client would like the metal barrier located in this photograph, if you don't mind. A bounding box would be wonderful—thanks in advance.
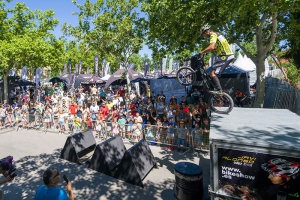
[264,77,300,115]
[0,112,211,152]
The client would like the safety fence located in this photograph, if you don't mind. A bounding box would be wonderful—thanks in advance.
[264,77,300,115]
[0,114,210,152]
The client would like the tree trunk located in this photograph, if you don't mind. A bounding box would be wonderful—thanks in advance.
[253,57,266,108]
[3,73,8,101]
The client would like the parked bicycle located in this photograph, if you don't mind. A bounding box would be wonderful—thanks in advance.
[176,54,234,114]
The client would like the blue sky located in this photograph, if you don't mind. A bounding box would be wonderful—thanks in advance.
[7,0,151,56]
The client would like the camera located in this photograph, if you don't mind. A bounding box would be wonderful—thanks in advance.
[8,168,17,178]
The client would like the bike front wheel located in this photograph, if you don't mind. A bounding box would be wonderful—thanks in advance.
[176,67,196,86]
[208,92,234,114]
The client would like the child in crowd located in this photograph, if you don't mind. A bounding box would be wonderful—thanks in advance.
[66,114,74,134]
[155,118,162,142]
[201,117,210,150]
[100,119,108,139]
[145,121,154,140]
[125,114,133,139]
[118,115,126,139]
[95,118,102,138]
[21,110,27,129]
[177,121,188,152]
[166,117,175,150]
[73,115,81,133]
[112,117,119,136]
[85,115,93,130]
[44,109,52,129]
[192,122,202,149]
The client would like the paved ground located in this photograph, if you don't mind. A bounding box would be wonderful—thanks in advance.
[0,127,210,200]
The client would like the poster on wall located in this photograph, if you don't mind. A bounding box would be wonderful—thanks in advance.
[217,148,300,200]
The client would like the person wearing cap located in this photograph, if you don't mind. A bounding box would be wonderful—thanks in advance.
[34,167,74,200]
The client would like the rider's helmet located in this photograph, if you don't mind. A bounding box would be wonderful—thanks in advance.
[261,158,300,179]
[201,24,211,34]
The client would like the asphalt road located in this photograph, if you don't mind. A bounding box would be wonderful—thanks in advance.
[0,127,210,200]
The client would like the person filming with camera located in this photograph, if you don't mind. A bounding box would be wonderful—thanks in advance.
[34,167,74,200]
[0,159,17,200]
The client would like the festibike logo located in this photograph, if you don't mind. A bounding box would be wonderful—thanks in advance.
[222,156,256,166]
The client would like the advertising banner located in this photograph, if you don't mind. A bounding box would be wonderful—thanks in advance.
[35,67,43,87]
[63,63,67,74]
[21,66,28,80]
[105,62,110,75]
[168,58,173,72]
[79,61,83,74]
[217,148,300,200]
[75,64,79,74]
[68,59,72,74]
[128,62,135,70]
[94,55,99,75]
[102,58,106,76]
[144,60,150,77]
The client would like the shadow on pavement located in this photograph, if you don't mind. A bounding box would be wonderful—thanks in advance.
[2,148,176,200]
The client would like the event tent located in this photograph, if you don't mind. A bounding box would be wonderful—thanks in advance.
[104,69,142,89]
[100,74,111,81]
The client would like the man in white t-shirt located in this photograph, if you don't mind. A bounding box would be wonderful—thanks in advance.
[135,112,143,124]
[90,101,99,113]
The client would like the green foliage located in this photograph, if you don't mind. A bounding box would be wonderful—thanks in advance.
[142,0,300,107]
[62,0,146,71]
[284,62,300,88]
[0,1,61,74]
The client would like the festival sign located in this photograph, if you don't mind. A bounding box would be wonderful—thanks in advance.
[75,64,79,74]
[94,55,99,75]
[63,63,67,74]
[35,67,43,87]
[79,61,83,74]
[217,148,300,200]
[21,66,28,80]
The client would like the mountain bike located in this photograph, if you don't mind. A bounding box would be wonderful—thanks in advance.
[176,54,234,114]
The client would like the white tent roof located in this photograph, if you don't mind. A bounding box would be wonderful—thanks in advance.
[233,53,256,72]
[100,74,111,81]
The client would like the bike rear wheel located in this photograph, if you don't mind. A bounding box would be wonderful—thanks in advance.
[176,67,196,86]
[208,92,234,114]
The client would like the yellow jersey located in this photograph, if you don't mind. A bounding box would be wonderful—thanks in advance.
[210,32,233,56]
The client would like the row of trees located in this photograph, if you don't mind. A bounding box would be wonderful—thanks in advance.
[0,0,299,107]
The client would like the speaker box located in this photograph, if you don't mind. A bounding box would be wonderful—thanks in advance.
[113,139,157,187]
[88,136,126,176]
[60,130,96,164]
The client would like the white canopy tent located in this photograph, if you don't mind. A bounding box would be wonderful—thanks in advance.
[100,74,111,81]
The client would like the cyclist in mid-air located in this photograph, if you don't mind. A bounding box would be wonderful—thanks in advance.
[199,24,234,93]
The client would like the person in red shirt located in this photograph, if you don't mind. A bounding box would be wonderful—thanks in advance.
[99,102,109,119]
[85,115,93,130]
[45,95,51,103]
[182,103,190,114]
[69,102,78,115]
[129,101,137,117]
[118,87,125,97]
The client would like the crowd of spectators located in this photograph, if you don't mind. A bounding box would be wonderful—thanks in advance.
[0,83,211,151]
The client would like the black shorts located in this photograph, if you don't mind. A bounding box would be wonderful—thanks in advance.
[212,55,234,76]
